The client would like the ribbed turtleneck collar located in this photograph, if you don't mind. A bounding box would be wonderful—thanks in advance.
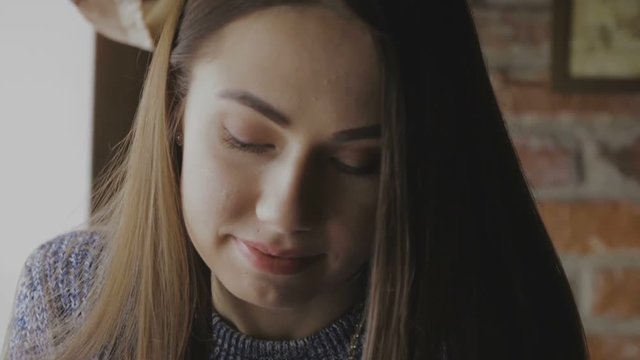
[209,302,365,360]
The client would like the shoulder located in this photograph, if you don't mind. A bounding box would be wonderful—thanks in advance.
[23,230,104,311]
[21,230,106,320]
[5,230,104,358]
[25,230,103,280]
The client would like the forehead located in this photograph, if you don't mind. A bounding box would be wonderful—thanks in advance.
[187,4,382,130]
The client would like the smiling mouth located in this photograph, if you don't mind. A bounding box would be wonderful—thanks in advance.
[240,239,321,258]
[234,237,324,275]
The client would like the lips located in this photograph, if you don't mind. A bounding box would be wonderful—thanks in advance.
[234,237,323,275]
[242,239,320,258]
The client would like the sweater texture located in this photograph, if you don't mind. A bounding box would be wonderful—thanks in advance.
[4,231,365,359]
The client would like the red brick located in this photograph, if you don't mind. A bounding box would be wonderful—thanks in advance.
[601,136,640,183]
[592,267,640,318]
[512,136,580,188]
[471,5,551,46]
[492,78,640,119]
[470,2,640,119]
[537,202,640,254]
[588,334,640,360]
[472,6,550,82]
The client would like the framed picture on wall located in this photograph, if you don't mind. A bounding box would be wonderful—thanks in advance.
[552,0,640,91]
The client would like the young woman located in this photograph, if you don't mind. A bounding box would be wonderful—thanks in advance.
[3,0,589,359]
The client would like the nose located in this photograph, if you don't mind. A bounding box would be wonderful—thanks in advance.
[255,152,317,234]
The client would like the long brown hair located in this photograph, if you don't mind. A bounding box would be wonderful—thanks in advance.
[18,0,589,359]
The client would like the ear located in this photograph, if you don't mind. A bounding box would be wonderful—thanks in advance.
[71,0,172,51]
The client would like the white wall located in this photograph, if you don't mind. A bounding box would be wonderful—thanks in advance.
[0,0,94,344]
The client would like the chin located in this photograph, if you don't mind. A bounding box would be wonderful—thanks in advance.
[225,272,321,310]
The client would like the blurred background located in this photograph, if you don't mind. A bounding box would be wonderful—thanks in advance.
[472,1,640,358]
[1,0,639,358]
[0,0,94,347]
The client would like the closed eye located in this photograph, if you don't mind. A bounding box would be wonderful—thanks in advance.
[220,126,274,154]
[330,156,380,176]
[220,126,379,177]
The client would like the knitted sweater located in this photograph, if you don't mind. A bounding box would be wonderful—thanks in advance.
[4,231,365,359]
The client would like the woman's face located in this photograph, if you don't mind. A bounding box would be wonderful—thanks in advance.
[180,4,381,309]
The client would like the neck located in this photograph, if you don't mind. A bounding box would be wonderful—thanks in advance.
[210,274,366,340]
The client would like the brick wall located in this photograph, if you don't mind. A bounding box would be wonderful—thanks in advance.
[470,0,640,358]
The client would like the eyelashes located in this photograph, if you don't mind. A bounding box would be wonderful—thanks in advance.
[220,127,380,176]
[329,156,380,176]
[220,127,274,154]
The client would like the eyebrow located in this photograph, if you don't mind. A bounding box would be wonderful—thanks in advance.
[218,89,290,127]
[217,89,381,143]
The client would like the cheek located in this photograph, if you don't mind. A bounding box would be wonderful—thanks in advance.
[325,184,378,262]
[180,143,253,256]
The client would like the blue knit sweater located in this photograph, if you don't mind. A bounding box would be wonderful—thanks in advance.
[3,231,365,359]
